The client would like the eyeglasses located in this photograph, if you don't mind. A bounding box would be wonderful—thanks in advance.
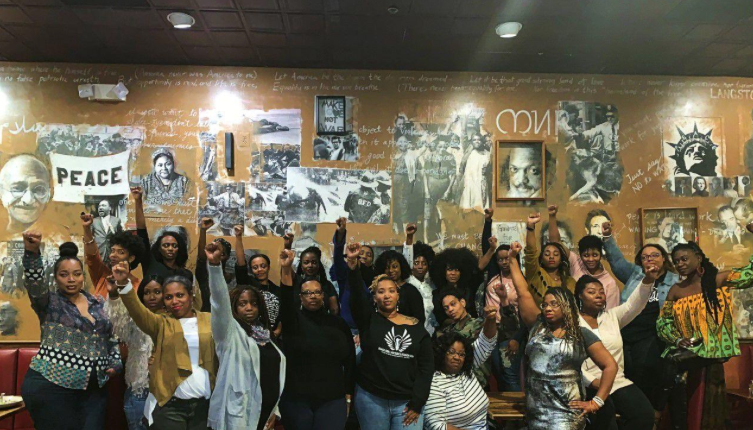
[446,349,466,358]
[8,182,50,200]
[161,243,179,249]
[540,301,561,310]
[300,291,323,297]
[641,253,662,262]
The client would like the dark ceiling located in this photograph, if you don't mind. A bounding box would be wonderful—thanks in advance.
[0,0,752,77]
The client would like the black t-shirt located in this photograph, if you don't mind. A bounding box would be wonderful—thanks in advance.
[620,274,664,344]
[347,267,434,410]
[398,282,426,327]
[235,264,282,328]
[256,342,281,430]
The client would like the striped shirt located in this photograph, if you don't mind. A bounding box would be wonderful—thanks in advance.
[424,332,496,430]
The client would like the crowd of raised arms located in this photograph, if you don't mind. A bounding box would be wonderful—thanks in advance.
[16,187,753,430]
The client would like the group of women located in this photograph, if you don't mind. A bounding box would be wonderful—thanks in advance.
[15,185,753,430]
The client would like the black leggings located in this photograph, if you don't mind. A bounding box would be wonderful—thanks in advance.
[586,384,654,430]
[623,335,664,409]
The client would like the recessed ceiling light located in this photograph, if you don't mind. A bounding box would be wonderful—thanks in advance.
[167,12,195,29]
[387,5,399,14]
[495,22,522,38]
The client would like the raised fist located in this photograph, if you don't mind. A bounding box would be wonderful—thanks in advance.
[23,231,42,253]
[200,217,214,230]
[484,208,494,221]
[233,225,243,237]
[80,212,94,227]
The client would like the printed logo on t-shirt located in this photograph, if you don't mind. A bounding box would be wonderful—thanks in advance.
[648,286,659,303]
[378,327,415,359]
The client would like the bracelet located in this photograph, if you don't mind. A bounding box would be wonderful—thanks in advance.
[592,396,605,408]
[83,236,95,245]
[115,281,129,288]
[601,233,612,239]
[526,226,535,232]
[346,399,351,403]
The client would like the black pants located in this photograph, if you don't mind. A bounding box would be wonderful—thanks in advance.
[586,384,654,430]
[150,397,209,430]
[280,394,348,430]
[21,368,107,430]
[623,335,664,409]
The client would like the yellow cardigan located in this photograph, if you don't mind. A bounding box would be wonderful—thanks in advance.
[119,287,217,406]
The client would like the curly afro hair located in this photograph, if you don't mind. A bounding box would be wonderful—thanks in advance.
[433,331,475,377]
[110,231,146,270]
[429,247,482,292]
[412,241,435,266]
[374,250,411,282]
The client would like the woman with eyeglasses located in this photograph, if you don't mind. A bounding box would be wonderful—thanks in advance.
[575,273,655,430]
[600,221,678,423]
[345,242,433,430]
[110,259,217,429]
[508,242,617,430]
[424,305,498,430]
[106,274,165,430]
[294,246,340,315]
[279,248,356,430]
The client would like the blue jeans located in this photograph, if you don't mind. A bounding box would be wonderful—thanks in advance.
[491,339,522,392]
[354,385,423,430]
[124,387,148,430]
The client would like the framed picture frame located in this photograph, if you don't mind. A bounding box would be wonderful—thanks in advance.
[495,140,546,201]
[315,95,347,135]
[640,207,699,251]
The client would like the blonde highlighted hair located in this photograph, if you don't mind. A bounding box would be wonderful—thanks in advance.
[369,274,399,293]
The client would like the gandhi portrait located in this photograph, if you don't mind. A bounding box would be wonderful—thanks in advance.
[0,154,52,231]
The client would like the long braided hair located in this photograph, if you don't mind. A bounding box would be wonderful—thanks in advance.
[672,242,722,320]
[540,286,585,353]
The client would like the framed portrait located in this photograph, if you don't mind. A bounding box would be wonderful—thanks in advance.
[315,96,347,135]
[640,207,699,251]
[495,140,546,201]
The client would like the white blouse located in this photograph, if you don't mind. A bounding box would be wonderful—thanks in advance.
[424,332,497,430]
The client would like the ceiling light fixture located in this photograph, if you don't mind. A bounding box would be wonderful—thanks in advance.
[495,22,522,38]
[387,5,399,14]
[167,12,195,29]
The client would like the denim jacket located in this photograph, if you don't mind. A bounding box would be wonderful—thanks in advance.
[602,236,677,306]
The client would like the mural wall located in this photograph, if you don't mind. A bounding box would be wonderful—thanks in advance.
[0,63,753,341]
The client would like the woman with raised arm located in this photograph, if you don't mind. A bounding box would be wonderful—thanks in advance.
[524,212,576,303]
[204,242,285,430]
[600,220,677,422]
[575,272,655,430]
[345,242,433,430]
[656,235,753,430]
[294,246,339,315]
[373,248,426,326]
[234,225,282,338]
[110,259,217,429]
[548,205,620,309]
[279,248,356,430]
[20,232,122,430]
[195,217,232,312]
[424,305,498,430]
[507,241,617,430]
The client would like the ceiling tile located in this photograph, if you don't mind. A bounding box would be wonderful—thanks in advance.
[410,0,456,15]
[713,57,747,73]
[683,24,727,40]
[287,13,324,33]
[97,28,174,46]
[697,42,745,57]
[735,45,753,57]
[183,45,223,64]
[237,0,278,10]
[283,0,322,12]
[455,0,500,18]
[149,0,191,6]
[257,46,296,66]
[24,6,81,25]
[212,30,249,46]
[718,24,753,42]
[286,32,324,47]
[15,0,62,5]
[244,12,283,30]
[248,31,286,46]
[0,26,14,41]
[201,11,243,29]
[220,46,261,64]
[0,41,38,61]
[0,6,32,23]
[173,30,213,45]
[335,0,411,15]
[195,0,236,9]
[116,8,164,28]
[452,17,488,36]
[665,0,753,24]
[71,7,116,25]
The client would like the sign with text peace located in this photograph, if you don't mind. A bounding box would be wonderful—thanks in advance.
[50,150,130,203]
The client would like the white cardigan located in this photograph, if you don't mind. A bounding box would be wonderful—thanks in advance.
[579,280,652,393]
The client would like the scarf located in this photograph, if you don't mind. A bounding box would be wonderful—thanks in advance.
[249,324,272,346]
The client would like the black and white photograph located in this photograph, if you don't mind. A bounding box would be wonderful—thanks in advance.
[139,147,191,207]
[731,288,753,340]
[285,167,392,224]
[663,118,722,182]
[0,301,19,336]
[154,225,191,250]
[84,194,127,263]
[541,220,575,250]
[36,124,144,161]
[737,175,751,196]
[0,154,52,232]
[640,207,699,251]
[198,131,218,182]
[709,177,724,197]
[247,183,287,212]
[316,95,347,135]
[495,141,545,201]
[313,133,360,161]
[391,108,494,243]
[673,177,692,197]
[246,109,302,145]
[557,101,623,204]
[245,211,290,237]
[198,182,245,236]
[261,144,301,183]
[0,241,25,297]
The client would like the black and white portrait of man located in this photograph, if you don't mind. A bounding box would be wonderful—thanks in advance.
[0,154,52,232]
[665,122,720,178]
[0,301,19,336]
[85,195,126,263]
[497,143,544,200]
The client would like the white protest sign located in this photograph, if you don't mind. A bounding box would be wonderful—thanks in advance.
[50,151,130,203]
